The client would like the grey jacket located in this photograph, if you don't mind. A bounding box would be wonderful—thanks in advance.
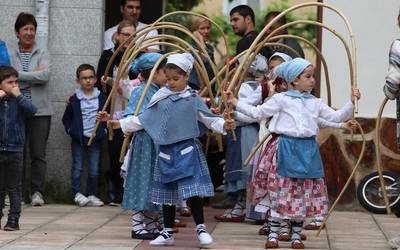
[9,44,52,116]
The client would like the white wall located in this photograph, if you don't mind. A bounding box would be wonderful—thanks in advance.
[321,0,399,118]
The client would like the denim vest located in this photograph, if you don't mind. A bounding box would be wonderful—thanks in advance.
[139,91,216,145]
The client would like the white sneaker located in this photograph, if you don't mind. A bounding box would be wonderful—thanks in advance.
[196,224,213,247]
[389,235,400,249]
[87,195,104,207]
[149,229,175,246]
[31,192,45,206]
[74,193,90,207]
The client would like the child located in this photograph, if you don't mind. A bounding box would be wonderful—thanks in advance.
[225,58,360,249]
[214,54,266,223]
[0,66,37,230]
[62,64,106,207]
[120,52,166,240]
[107,53,235,247]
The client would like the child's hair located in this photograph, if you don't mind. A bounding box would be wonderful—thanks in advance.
[76,64,95,78]
[15,12,37,32]
[164,63,187,76]
[141,58,167,79]
[189,13,211,32]
[0,66,18,83]
[117,20,136,33]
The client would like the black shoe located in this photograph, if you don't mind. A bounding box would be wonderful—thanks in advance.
[211,197,236,209]
[131,230,158,240]
[4,216,19,231]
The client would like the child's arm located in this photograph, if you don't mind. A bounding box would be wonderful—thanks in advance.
[225,90,281,121]
[234,111,259,123]
[318,118,343,129]
[384,40,400,100]
[319,87,360,123]
[198,111,234,134]
[62,101,73,134]
[108,115,144,134]
[12,86,37,117]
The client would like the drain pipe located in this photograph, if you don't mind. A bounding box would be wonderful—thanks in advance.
[34,0,50,49]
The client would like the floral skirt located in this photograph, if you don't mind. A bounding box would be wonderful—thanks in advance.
[250,136,329,220]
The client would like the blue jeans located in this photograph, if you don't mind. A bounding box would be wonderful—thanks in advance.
[71,139,100,196]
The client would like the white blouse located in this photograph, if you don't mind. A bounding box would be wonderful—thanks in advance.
[236,92,354,138]
[234,81,262,124]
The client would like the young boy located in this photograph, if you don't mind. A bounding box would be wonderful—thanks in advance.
[0,66,37,231]
[62,64,106,207]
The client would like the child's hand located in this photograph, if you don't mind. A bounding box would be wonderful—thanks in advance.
[65,94,73,104]
[97,111,110,122]
[107,120,121,130]
[10,86,21,97]
[224,118,236,131]
[211,107,221,114]
[223,110,234,120]
[351,87,361,103]
[0,90,6,98]
[223,91,238,106]
[340,120,357,131]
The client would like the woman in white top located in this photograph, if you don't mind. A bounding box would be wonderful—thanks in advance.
[225,58,360,249]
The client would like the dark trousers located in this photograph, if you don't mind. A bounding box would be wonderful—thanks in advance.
[0,152,23,218]
[106,128,124,203]
[24,116,51,195]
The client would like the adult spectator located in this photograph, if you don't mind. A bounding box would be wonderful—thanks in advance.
[263,11,305,58]
[103,0,159,51]
[0,40,10,66]
[188,13,215,91]
[9,12,51,206]
[229,5,272,58]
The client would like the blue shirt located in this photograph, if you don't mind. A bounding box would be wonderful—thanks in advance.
[0,40,10,66]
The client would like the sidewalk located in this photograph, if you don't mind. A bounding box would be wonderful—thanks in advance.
[0,205,398,249]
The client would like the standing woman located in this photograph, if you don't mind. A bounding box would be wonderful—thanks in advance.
[188,14,215,91]
[96,20,136,205]
[9,12,51,206]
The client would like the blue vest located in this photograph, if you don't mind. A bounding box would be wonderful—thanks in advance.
[277,134,324,178]
[139,91,219,145]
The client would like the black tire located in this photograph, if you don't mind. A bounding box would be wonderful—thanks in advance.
[357,171,400,214]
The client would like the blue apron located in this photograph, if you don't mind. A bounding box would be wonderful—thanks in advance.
[277,134,324,178]
[158,139,200,183]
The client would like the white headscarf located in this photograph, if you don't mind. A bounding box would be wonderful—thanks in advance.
[166,53,195,73]
[248,54,268,76]
[268,52,292,63]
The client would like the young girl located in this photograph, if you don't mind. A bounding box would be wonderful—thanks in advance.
[253,52,292,236]
[214,54,266,223]
[121,52,166,240]
[107,53,234,247]
[225,58,360,249]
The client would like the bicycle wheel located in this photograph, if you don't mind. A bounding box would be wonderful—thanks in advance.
[357,171,400,214]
